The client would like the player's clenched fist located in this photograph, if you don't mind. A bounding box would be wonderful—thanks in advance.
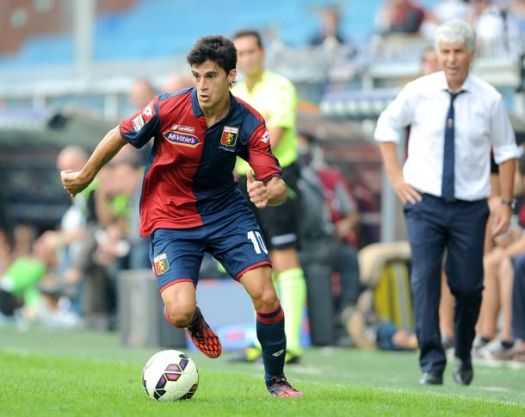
[61,170,90,198]
[246,170,269,208]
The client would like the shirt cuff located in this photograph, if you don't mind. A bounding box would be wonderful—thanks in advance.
[493,144,522,164]
[374,124,403,143]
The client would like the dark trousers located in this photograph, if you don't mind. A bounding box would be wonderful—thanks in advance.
[300,238,338,346]
[404,194,489,373]
[511,255,525,340]
[335,243,361,308]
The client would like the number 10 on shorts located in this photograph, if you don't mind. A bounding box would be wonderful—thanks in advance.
[247,230,268,254]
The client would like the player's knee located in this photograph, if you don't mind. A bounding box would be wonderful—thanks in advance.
[165,304,194,328]
[252,287,278,312]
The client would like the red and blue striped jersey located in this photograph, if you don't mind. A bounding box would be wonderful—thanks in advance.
[119,88,281,237]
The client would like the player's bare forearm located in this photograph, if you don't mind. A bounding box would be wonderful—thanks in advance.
[61,127,127,197]
[265,176,287,206]
[80,127,127,183]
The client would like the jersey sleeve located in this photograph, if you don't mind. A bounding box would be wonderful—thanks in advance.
[119,96,161,148]
[246,122,282,182]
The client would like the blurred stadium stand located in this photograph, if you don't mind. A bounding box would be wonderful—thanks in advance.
[0,107,114,229]
[0,0,406,66]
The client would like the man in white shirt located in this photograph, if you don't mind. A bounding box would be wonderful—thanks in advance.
[375,19,520,386]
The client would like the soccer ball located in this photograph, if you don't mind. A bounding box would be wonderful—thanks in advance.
[142,350,199,401]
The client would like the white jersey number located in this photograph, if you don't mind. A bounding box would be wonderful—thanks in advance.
[247,230,268,255]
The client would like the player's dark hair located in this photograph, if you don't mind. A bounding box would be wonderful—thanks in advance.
[232,29,264,49]
[187,35,237,74]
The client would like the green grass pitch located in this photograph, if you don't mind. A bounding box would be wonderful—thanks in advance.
[0,325,524,417]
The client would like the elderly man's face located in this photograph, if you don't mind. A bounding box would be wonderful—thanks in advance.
[437,41,473,90]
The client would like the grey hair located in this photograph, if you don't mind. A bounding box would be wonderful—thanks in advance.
[434,19,476,54]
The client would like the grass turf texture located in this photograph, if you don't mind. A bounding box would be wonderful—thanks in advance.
[0,325,524,417]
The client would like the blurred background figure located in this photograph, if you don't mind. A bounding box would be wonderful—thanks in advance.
[0,229,11,276]
[309,5,347,47]
[232,29,307,364]
[0,232,57,321]
[375,0,426,36]
[163,73,193,93]
[507,0,525,35]
[508,254,525,361]
[297,131,361,346]
[297,133,339,347]
[420,46,440,75]
[421,0,469,39]
[474,156,525,360]
[468,0,519,54]
[110,150,149,270]
[128,78,157,111]
[11,224,37,260]
[54,146,94,312]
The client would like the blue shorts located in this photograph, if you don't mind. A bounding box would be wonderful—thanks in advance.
[150,209,271,292]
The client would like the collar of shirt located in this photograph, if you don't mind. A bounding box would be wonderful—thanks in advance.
[434,71,473,95]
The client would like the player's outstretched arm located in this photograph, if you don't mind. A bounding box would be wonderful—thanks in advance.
[61,126,127,197]
[246,171,287,208]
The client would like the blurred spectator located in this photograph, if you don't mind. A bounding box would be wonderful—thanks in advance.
[348,242,417,351]
[508,0,525,34]
[468,0,518,53]
[298,132,362,343]
[474,158,525,359]
[67,168,124,330]
[420,46,440,75]
[375,0,426,36]
[508,255,525,361]
[128,79,156,165]
[0,232,57,320]
[163,73,193,93]
[297,141,339,346]
[347,308,418,351]
[309,5,347,47]
[55,146,94,272]
[12,223,37,259]
[110,150,150,269]
[316,168,361,313]
[421,0,469,39]
[0,229,11,275]
[129,78,157,110]
[53,146,101,318]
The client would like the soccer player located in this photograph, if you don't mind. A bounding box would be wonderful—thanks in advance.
[232,30,307,364]
[61,35,303,398]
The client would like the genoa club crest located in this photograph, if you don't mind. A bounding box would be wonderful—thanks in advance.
[220,126,239,147]
[153,253,169,276]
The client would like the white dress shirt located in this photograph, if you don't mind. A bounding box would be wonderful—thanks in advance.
[374,71,520,201]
